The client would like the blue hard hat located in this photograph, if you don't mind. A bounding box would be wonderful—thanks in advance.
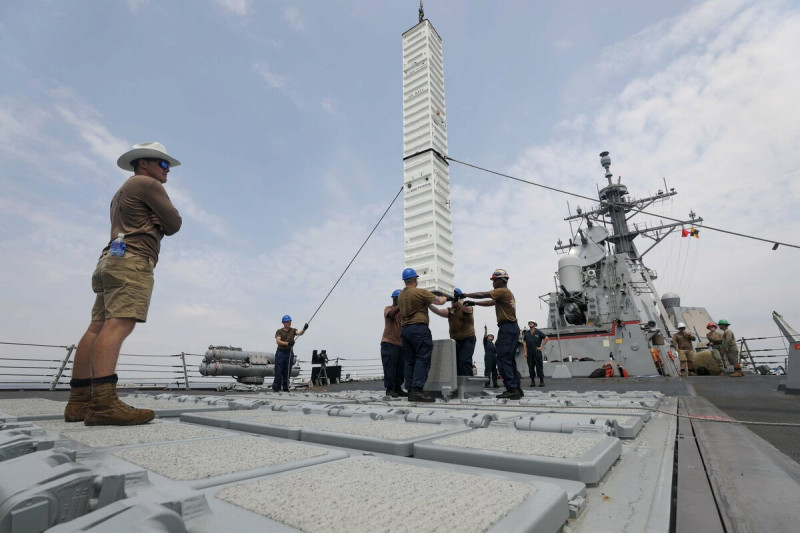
[281,315,292,322]
[391,289,402,298]
[454,288,463,296]
[402,267,418,280]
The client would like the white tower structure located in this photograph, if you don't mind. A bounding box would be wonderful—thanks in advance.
[401,3,454,293]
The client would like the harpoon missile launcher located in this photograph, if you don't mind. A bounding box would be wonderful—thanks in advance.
[198,345,300,385]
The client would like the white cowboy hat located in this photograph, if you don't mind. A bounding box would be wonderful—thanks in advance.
[116,141,181,171]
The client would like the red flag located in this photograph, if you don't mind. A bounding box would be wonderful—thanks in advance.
[681,228,690,237]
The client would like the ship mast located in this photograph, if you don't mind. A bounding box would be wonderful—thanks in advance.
[556,151,701,263]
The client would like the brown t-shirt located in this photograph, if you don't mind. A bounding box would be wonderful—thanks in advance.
[448,307,475,341]
[706,330,722,346]
[721,329,738,355]
[398,287,436,326]
[489,287,517,323]
[672,331,696,350]
[381,306,402,346]
[103,175,182,266]
[275,328,298,350]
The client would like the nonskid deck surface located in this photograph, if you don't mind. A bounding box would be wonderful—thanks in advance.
[1,376,799,532]
[1,386,674,532]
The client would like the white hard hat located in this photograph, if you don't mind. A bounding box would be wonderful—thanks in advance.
[677,322,686,329]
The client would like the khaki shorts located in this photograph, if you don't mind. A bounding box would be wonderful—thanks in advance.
[90,253,155,323]
[677,349,695,362]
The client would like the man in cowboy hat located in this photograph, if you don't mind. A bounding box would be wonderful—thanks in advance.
[64,142,182,426]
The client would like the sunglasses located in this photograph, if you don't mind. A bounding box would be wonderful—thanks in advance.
[143,158,170,170]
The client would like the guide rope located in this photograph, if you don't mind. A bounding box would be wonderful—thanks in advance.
[306,186,404,325]
[445,155,800,250]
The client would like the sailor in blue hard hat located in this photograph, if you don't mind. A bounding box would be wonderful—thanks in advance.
[380,289,406,398]
[428,287,477,377]
[272,314,309,392]
[397,267,448,402]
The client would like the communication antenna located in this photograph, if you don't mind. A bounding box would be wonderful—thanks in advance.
[600,151,612,184]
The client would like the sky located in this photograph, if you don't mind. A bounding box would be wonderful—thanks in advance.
[1,0,799,380]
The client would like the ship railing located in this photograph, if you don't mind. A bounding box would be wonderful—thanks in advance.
[0,341,384,391]
[738,336,790,374]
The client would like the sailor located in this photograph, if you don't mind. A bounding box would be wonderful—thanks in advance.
[483,325,499,388]
[462,269,523,400]
[524,321,549,387]
[429,288,476,376]
[380,290,405,398]
[718,320,743,377]
[398,268,449,402]
[65,142,182,426]
[706,322,726,371]
[273,315,308,392]
[671,323,697,377]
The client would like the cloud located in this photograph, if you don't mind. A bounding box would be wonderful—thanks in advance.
[213,0,251,16]
[0,88,129,187]
[252,62,286,89]
[552,39,574,53]
[251,61,305,108]
[126,0,147,12]
[500,0,800,342]
[596,0,750,76]
[321,98,336,115]
[284,6,305,31]
[166,184,231,239]
[50,88,129,171]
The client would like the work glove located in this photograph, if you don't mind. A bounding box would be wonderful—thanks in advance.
[454,290,467,300]
[463,301,476,307]
[288,340,295,347]
[303,323,309,331]
[432,290,453,302]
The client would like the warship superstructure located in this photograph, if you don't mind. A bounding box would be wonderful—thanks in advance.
[542,152,705,377]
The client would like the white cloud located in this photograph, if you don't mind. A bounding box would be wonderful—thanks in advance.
[252,62,286,89]
[321,97,336,115]
[50,88,129,171]
[284,6,305,31]
[552,39,574,53]
[596,0,751,76]
[500,0,800,342]
[214,0,251,16]
[252,61,305,108]
[167,184,231,239]
[126,0,147,12]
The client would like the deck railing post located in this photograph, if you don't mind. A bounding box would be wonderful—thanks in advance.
[740,338,758,373]
[180,352,190,390]
[51,344,76,390]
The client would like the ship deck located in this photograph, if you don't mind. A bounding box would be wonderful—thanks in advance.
[2,375,799,532]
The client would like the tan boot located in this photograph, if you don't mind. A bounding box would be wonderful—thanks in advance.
[84,379,154,426]
[730,365,744,378]
[64,380,91,422]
